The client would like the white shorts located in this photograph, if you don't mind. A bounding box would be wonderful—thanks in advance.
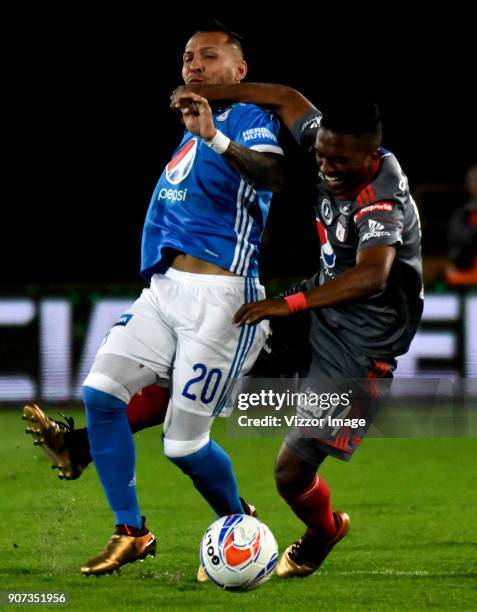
[95,268,269,417]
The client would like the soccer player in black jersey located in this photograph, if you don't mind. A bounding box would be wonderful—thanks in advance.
[172,84,423,577]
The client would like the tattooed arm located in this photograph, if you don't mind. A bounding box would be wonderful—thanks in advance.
[174,92,285,192]
[223,141,284,192]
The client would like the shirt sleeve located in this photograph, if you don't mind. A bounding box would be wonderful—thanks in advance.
[290,110,323,152]
[353,200,404,250]
[232,105,284,155]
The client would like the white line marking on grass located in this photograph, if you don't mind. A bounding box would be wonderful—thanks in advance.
[321,570,431,577]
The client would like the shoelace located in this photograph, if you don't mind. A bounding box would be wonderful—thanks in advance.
[289,538,306,563]
[52,413,76,432]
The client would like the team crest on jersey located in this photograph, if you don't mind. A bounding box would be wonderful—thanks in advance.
[316,218,336,268]
[166,138,197,185]
[217,108,233,121]
[321,199,334,225]
[336,219,347,243]
[336,211,350,242]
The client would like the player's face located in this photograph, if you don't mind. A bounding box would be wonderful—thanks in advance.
[182,31,247,85]
[315,128,380,198]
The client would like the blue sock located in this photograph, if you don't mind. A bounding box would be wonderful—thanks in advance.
[82,386,142,528]
[167,439,243,516]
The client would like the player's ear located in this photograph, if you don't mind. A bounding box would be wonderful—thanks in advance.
[235,59,247,82]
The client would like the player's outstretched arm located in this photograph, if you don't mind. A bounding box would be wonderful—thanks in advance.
[177,92,285,192]
[172,83,317,131]
[233,245,397,325]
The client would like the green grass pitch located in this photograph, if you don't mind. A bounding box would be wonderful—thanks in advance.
[1,407,476,611]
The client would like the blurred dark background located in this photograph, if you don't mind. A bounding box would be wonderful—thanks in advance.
[2,9,476,394]
[4,8,476,288]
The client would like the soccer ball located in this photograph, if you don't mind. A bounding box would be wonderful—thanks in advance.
[200,514,278,591]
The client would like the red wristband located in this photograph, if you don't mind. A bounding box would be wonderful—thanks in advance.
[284,292,308,313]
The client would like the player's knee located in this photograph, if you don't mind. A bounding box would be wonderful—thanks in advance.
[82,385,127,414]
[82,371,130,404]
[274,457,315,499]
[163,434,210,459]
[85,354,158,403]
[274,461,297,498]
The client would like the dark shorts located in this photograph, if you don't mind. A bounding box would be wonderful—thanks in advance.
[251,310,395,465]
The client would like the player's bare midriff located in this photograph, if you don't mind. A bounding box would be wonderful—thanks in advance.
[172,253,238,276]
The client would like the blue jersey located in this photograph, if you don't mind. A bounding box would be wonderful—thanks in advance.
[141,104,283,281]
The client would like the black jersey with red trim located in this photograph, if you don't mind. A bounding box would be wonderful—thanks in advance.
[291,110,423,358]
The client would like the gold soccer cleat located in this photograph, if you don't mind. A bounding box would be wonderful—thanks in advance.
[23,403,86,480]
[197,564,209,583]
[81,524,156,576]
[275,511,350,578]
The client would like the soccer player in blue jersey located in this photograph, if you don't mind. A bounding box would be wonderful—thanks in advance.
[77,21,284,576]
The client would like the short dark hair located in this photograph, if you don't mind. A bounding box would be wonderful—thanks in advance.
[192,18,244,54]
[321,102,382,137]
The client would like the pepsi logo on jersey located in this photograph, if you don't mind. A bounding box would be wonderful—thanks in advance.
[316,218,336,268]
[166,138,198,185]
[157,188,188,202]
